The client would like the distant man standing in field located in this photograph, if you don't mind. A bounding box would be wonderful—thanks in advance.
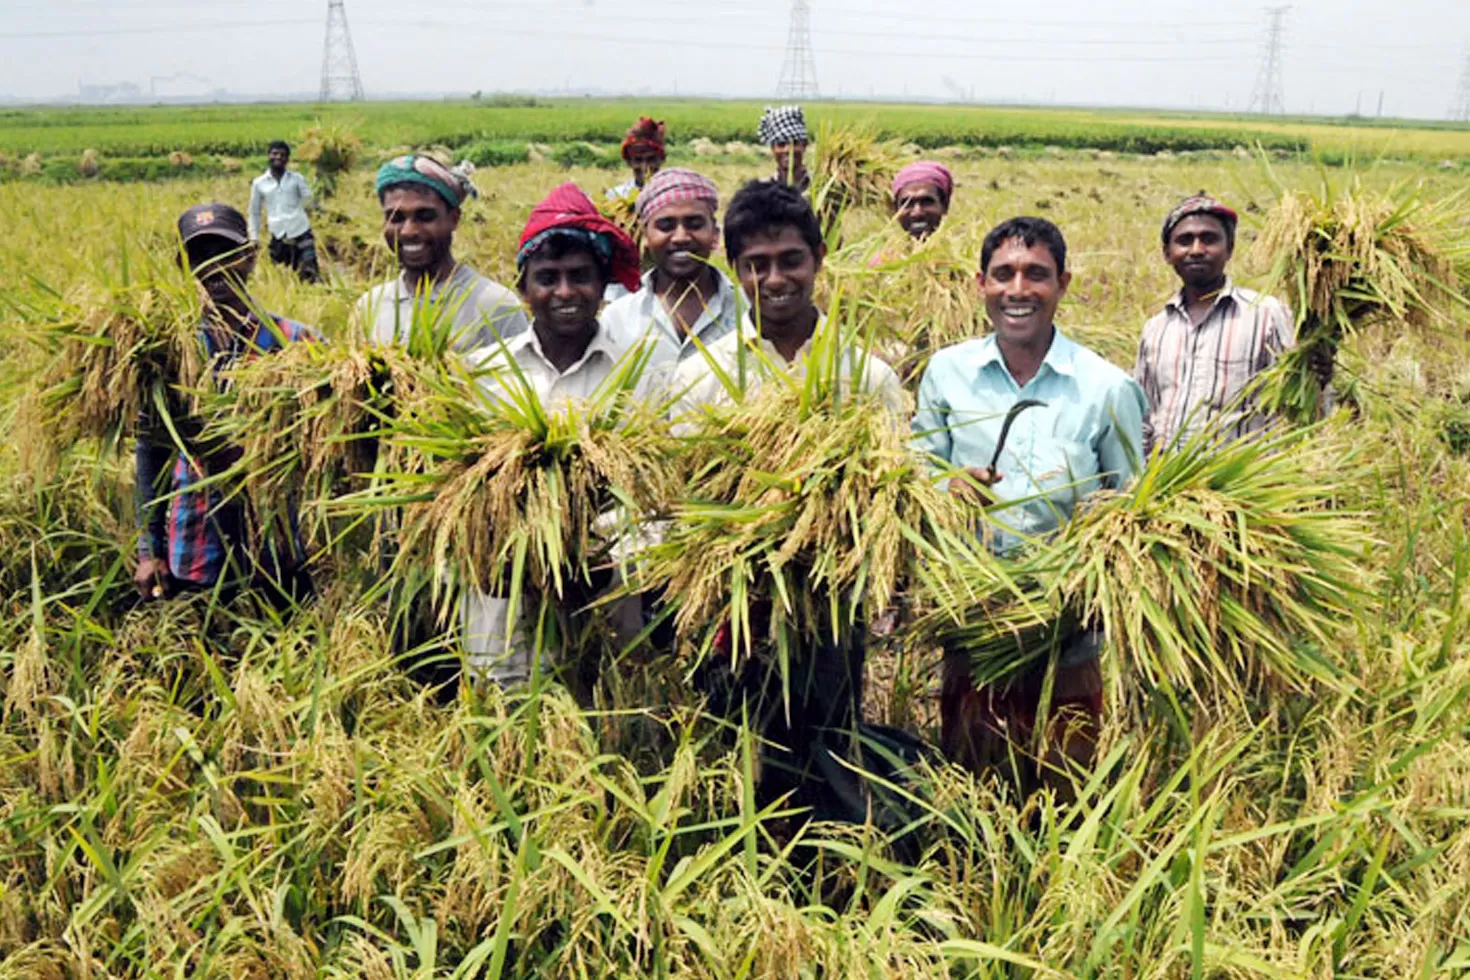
[462,182,663,689]
[606,117,667,203]
[891,161,954,240]
[247,140,321,283]
[758,105,811,193]
[135,203,314,607]
[912,216,1145,788]
[601,168,739,365]
[1134,194,1294,455]
[355,154,529,352]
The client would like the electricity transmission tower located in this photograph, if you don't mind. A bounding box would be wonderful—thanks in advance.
[320,0,365,102]
[776,0,819,100]
[1451,53,1470,122]
[1247,6,1289,115]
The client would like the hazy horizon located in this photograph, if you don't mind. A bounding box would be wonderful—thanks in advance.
[2,0,1467,121]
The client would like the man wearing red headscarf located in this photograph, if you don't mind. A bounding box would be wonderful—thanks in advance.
[607,117,667,203]
[891,161,954,240]
[461,182,672,689]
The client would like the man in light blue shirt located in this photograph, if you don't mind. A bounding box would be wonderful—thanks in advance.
[911,215,1145,789]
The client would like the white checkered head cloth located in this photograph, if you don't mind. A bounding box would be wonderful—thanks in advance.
[758,105,809,146]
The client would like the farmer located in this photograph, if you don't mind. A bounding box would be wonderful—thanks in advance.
[758,105,811,193]
[891,161,954,240]
[1134,194,1294,455]
[601,168,739,365]
[354,154,528,352]
[912,216,1146,788]
[606,116,666,202]
[134,203,314,607]
[672,179,902,416]
[247,140,321,283]
[462,182,670,689]
[673,179,903,818]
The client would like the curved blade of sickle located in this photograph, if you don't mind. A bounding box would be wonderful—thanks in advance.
[987,398,1047,473]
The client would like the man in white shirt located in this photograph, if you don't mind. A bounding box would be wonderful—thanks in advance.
[464,182,666,689]
[354,154,528,354]
[672,179,903,419]
[601,168,740,376]
[248,140,320,283]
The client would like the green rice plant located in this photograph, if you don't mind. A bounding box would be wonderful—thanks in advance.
[812,121,907,213]
[1251,170,1469,422]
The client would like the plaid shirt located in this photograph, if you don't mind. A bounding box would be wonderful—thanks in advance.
[1133,280,1293,455]
[136,313,313,585]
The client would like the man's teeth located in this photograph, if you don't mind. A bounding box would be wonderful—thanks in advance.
[1003,304,1037,317]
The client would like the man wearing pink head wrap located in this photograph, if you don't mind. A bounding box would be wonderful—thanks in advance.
[892,161,954,239]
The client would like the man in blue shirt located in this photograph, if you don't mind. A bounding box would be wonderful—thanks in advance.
[911,216,1146,788]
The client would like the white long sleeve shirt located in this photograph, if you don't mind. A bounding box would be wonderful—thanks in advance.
[248,169,313,242]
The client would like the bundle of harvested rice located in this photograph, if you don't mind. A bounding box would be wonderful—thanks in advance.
[642,322,964,676]
[922,426,1370,716]
[357,349,680,612]
[1251,175,1468,423]
[297,119,361,197]
[812,121,906,214]
[598,191,643,252]
[36,277,204,450]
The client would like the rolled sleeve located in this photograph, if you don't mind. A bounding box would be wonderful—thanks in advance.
[1096,376,1148,489]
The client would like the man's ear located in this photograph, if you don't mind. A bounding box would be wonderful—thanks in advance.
[1058,269,1073,296]
[814,241,827,270]
[448,207,462,231]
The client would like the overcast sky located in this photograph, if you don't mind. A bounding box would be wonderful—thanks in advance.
[1,0,1467,119]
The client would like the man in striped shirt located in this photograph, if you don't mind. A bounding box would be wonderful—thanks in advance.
[1133,194,1293,456]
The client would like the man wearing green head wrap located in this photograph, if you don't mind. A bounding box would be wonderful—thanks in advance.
[352,154,529,353]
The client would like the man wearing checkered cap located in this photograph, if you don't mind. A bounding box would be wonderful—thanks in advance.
[758,105,811,193]
[602,167,739,366]
[1134,193,1295,455]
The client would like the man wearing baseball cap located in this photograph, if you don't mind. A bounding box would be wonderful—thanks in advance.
[1134,193,1294,455]
[134,202,315,607]
[600,167,739,365]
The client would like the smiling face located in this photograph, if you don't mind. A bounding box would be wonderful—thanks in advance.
[980,237,1070,351]
[771,142,806,182]
[521,246,606,343]
[733,226,823,333]
[644,201,719,282]
[1165,214,1232,292]
[381,185,459,275]
[267,145,289,176]
[894,182,948,239]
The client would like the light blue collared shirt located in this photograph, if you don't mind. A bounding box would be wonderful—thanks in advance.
[912,328,1146,553]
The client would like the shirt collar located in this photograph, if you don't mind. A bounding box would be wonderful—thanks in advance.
[974,326,1076,380]
[641,268,737,335]
[1165,276,1239,317]
[397,262,472,301]
[736,309,824,364]
[506,321,620,375]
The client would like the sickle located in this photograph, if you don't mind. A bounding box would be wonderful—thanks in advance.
[988,399,1047,473]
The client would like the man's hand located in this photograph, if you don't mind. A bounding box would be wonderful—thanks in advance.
[950,466,1003,507]
[134,557,172,600]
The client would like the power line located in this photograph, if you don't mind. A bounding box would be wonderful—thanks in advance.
[319,0,364,101]
[1248,6,1290,115]
[776,0,819,100]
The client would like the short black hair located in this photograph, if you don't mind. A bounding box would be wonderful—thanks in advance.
[516,232,610,289]
[980,216,1068,277]
[723,180,823,262]
[268,140,290,154]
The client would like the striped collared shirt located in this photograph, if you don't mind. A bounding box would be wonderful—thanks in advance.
[1133,279,1293,455]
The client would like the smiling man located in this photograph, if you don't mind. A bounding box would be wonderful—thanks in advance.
[671,179,902,416]
[354,154,528,353]
[248,140,320,283]
[1134,194,1293,455]
[891,161,954,240]
[912,215,1145,788]
[462,182,667,689]
[758,105,811,194]
[601,168,739,364]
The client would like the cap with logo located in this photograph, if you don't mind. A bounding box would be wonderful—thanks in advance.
[178,203,249,246]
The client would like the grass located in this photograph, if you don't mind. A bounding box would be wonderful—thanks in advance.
[0,140,1466,975]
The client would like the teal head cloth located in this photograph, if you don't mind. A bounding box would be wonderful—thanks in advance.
[375,154,478,209]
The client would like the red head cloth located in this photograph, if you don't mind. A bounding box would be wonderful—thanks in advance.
[892,161,954,202]
[517,182,642,293]
[621,117,667,163]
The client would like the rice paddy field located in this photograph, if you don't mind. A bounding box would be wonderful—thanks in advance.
[0,101,1469,977]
